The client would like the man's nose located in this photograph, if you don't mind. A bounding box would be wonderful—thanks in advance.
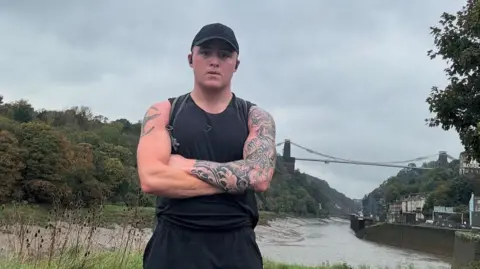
[208,55,220,67]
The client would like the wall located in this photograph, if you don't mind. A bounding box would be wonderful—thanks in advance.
[452,231,480,269]
[472,211,480,228]
[361,223,455,258]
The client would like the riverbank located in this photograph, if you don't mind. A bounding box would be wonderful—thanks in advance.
[0,203,310,265]
[0,204,350,268]
[0,249,443,269]
[0,203,287,229]
[0,204,456,268]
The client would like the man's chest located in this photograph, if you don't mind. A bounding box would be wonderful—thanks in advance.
[171,107,248,162]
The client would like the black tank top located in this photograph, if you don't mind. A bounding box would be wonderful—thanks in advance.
[156,93,259,231]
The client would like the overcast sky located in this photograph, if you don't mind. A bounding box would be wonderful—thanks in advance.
[0,1,466,199]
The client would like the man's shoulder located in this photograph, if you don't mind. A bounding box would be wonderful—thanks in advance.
[140,101,172,125]
[168,93,191,105]
[234,94,256,107]
[232,95,272,117]
[243,103,274,125]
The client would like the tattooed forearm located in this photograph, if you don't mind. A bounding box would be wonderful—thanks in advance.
[189,106,276,193]
[140,106,161,137]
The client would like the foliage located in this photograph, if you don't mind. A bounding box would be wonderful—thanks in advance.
[257,157,356,216]
[0,97,146,208]
[362,159,473,216]
[426,0,480,162]
[0,96,355,215]
[456,230,480,243]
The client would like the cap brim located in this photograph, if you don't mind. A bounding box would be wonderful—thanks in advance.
[193,36,238,52]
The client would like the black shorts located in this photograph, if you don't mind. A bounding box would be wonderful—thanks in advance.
[143,219,263,269]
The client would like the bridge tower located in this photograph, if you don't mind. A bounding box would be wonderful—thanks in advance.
[282,139,296,174]
[438,151,448,167]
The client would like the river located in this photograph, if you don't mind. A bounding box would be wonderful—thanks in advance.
[256,217,450,268]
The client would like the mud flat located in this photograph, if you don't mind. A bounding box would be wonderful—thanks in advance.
[0,216,310,258]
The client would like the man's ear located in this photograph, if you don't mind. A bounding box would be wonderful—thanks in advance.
[188,54,193,67]
[234,60,240,72]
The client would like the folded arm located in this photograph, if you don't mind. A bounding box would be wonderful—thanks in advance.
[136,101,224,198]
[177,106,277,193]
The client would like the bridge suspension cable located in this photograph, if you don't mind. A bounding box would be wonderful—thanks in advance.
[294,157,434,170]
[290,141,443,165]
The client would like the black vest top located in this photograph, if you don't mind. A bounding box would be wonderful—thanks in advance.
[156,93,259,230]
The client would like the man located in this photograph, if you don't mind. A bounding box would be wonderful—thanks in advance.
[137,22,277,269]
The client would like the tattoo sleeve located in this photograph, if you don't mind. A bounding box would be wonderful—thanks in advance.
[189,106,277,193]
[140,106,161,137]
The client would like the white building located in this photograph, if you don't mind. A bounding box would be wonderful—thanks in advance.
[459,151,480,175]
[401,194,427,220]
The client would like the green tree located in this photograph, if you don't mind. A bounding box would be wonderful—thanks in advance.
[0,130,26,202]
[11,100,35,123]
[19,122,72,183]
[426,1,480,161]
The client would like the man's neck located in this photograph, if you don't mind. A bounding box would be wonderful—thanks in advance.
[190,86,233,114]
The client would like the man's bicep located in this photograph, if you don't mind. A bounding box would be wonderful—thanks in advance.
[244,106,277,160]
[137,101,172,169]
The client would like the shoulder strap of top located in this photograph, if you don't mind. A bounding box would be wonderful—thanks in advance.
[167,93,190,151]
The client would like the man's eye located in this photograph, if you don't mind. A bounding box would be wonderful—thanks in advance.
[220,51,232,58]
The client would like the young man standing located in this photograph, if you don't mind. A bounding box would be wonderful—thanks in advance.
[137,23,277,269]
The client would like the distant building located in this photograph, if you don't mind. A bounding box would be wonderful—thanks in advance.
[459,152,480,176]
[469,193,480,228]
[387,202,402,223]
[401,194,427,221]
[433,205,466,228]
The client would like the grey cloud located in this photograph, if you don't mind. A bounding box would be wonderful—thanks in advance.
[0,0,466,198]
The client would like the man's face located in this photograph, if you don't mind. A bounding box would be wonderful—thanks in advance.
[190,39,239,91]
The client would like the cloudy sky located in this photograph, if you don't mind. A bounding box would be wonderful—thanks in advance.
[0,1,466,199]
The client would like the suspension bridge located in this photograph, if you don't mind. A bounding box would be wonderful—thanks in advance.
[275,139,458,174]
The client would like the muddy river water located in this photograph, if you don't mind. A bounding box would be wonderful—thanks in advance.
[257,218,450,268]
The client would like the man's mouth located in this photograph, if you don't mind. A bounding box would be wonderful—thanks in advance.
[207,71,220,75]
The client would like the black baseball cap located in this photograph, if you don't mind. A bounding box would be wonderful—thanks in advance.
[191,23,239,54]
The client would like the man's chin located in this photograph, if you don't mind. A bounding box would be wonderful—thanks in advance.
[200,82,226,91]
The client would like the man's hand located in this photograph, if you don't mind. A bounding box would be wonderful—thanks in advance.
[174,106,276,193]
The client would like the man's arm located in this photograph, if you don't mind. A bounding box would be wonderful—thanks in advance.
[174,106,276,193]
[136,101,224,198]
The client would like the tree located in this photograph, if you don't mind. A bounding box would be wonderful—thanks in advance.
[426,1,480,161]
[11,100,35,123]
[0,131,26,202]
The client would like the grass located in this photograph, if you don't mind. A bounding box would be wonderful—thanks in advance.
[0,249,420,269]
[0,203,285,228]
[456,230,480,242]
[0,202,461,269]
[0,203,156,229]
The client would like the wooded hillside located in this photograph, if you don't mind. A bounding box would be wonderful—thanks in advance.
[362,159,474,216]
[0,95,355,215]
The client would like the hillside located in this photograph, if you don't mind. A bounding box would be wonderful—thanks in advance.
[0,96,355,216]
[257,156,356,216]
[362,159,474,217]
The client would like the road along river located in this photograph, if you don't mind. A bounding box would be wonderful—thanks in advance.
[256,218,450,268]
